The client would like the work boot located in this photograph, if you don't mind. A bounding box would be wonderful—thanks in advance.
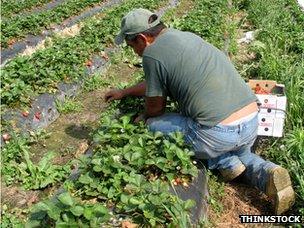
[219,163,246,181]
[265,166,295,215]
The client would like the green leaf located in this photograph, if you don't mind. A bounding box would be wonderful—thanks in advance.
[38,152,54,171]
[62,213,69,222]
[124,152,132,162]
[56,222,77,228]
[121,115,131,128]
[78,173,93,184]
[93,204,109,217]
[129,197,142,205]
[58,192,74,207]
[70,205,84,217]
[47,207,61,220]
[120,194,129,204]
[145,159,155,165]
[93,165,103,172]
[25,220,41,228]
[154,131,163,138]
[83,207,93,220]
[138,137,144,147]
[131,152,142,162]
[184,199,196,210]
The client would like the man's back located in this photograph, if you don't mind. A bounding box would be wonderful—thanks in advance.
[143,28,256,126]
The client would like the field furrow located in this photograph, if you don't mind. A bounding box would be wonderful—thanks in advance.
[1,0,53,18]
[1,0,108,48]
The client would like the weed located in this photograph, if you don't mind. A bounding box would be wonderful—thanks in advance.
[207,171,225,215]
[17,150,70,190]
[1,205,26,228]
[56,98,83,114]
[83,73,110,92]
[28,129,51,144]
[239,0,304,215]
[1,133,70,190]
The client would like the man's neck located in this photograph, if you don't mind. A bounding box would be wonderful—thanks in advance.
[149,28,168,44]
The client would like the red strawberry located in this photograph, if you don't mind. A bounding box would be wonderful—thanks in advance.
[34,112,41,120]
[2,133,11,142]
[22,111,29,117]
[85,60,93,67]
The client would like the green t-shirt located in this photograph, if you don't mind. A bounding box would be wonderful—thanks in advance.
[143,28,257,127]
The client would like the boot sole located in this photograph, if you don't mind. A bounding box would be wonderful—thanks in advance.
[220,164,246,181]
[266,167,295,215]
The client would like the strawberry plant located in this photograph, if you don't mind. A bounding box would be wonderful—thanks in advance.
[27,192,110,227]
[1,0,107,47]
[1,205,25,228]
[1,134,30,185]
[175,0,230,49]
[83,73,111,92]
[1,0,165,107]
[71,112,198,226]
[1,0,51,18]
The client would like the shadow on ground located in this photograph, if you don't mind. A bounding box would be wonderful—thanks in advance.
[65,124,93,140]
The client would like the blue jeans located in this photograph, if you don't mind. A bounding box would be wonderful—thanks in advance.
[147,113,278,192]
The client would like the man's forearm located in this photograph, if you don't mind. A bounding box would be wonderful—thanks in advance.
[122,81,146,97]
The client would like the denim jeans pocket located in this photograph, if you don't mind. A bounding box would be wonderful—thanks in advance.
[194,125,239,153]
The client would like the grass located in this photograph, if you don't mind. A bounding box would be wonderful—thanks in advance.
[235,0,304,215]
[83,73,111,92]
[56,98,83,114]
[207,171,225,214]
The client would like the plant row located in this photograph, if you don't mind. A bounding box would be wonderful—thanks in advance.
[26,94,198,227]
[0,0,166,108]
[1,96,199,227]
[173,0,235,51]
[1,0,167,189]
[1,130,71,189]
[1,0,51,18]
[236,0,304,215]
[1,0,238,225]
[1,0,106,48]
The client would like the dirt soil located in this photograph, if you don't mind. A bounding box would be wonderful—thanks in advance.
[209,182,273,227]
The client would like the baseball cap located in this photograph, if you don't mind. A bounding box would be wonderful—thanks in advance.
[114,8,160,45]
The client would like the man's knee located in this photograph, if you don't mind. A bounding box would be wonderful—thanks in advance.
[146,117,160,132]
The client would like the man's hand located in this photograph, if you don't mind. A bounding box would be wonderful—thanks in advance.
[104,82,146,102]
[104,89,124,102]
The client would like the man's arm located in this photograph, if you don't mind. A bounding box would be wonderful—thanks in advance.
[145,96,166,117]
[105,81,146,102]
[134,96,166,123]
